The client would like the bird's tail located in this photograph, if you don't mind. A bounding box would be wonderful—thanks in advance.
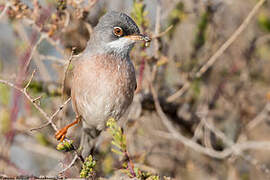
[80,127,101,159]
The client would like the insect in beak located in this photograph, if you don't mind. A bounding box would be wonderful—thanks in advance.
[124,34,151,42]
[124,34,151,47]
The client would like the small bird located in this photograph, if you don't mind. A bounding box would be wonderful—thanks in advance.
[55,11,151,158]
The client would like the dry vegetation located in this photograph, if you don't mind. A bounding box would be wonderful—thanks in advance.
[1,0,270,179]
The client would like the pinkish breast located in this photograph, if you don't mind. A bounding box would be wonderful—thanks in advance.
[71,54,136,130]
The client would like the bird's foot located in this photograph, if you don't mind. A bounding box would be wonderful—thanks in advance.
[55,116,81,141]
[55,127,68,141]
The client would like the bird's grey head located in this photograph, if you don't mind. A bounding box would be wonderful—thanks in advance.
[86,11,150,58]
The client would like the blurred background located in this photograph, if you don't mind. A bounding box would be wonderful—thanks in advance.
[1,0,270,179]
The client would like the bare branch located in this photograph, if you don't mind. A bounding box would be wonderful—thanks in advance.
[24,69,36,91]
[152,25,173,39]
[151,83,231,159]
[247,102,270,130]
[61,48,75,97]
[58,154,78,174]
[30,97,71,131]
[0,79,59,132]
[166,0,267,103]
[154,101,270,177]
[32,95,43,104]
[38,54,66,64]
[23,34,47,73]
[52,97,72,120]
[0,2,10,20]
[156,130,270,157]
[21,18,66,56]
[154,0,161,59]
[0,79,83,164]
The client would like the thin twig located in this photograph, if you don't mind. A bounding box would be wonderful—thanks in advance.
[0,2,10,20]
[23,34,47,73]
[149,61,230,158]
[152,25,173,39]
[61,48,75,98]
[51,97,72,120]
[166,82,190,102]
[8,2,66,58]
[247,102,270,130]
[149,61,262,159]
[38,54,65,64]
[191,120,204,141]
[0,78,83,164]
[30,97,71,131]
[154,99,270,176]
[13,22,52,83]
[156,130,270,157]
[0,79,59,132]
[32,95,43,104]
[154,0,161,59]
[166,0,266,102]
[151,83,230,159]
[195,0,266,78]
[30,122,51,132]
[198,107,270,176]
[24,70,36,91]
[21,18,66,57]
[58,154,78,174]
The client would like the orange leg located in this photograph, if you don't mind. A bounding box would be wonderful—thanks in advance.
[55,116,81,141]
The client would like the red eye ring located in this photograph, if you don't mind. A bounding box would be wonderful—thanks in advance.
[113,27,123,37]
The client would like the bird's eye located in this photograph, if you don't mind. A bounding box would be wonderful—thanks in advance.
[113,27,123,37]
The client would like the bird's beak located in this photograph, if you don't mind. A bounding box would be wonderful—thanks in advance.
[124,34,151,43]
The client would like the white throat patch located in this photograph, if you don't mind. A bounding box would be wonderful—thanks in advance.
[106,37,135,55]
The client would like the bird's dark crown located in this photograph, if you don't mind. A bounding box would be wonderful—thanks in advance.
[95,11,140,38]
[85,11,146,58]
[88,11,140,45]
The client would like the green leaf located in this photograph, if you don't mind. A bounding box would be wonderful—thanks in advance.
[111,148,124,156]
[56,139,74,152]
[80,155,96,178]
[112,140,122,149]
